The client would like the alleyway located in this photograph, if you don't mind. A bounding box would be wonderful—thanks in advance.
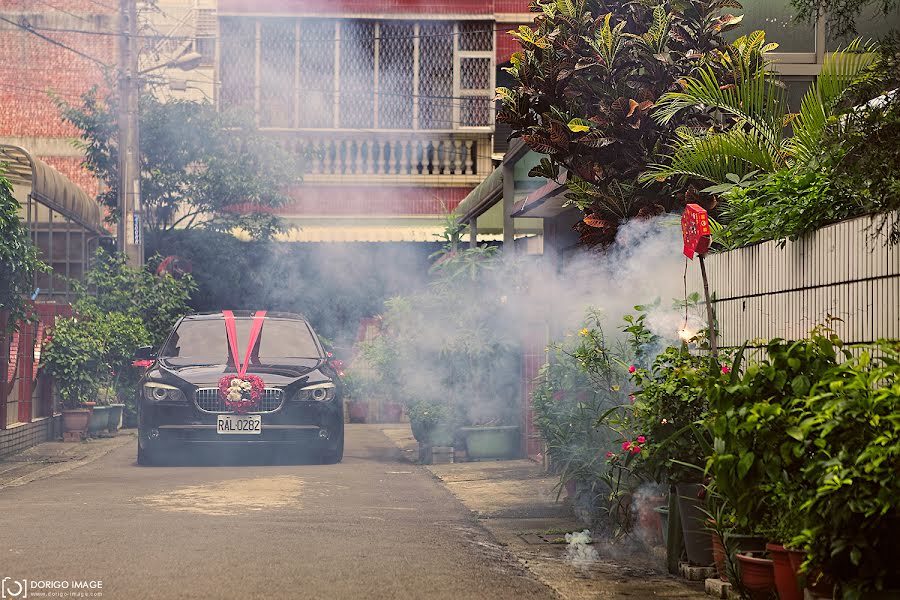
[0,426,553,600]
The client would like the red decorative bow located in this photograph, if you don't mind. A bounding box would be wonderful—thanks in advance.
[219,310,267,413]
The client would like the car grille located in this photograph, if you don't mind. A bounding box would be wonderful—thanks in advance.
[194,387,285,414]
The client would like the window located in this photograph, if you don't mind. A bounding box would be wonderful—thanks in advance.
[219,18,255,111]
[260,20,295,128]
[299,19,336,129]
[727,0,816,54]
[161,319,321,361]
[219,18,495,130]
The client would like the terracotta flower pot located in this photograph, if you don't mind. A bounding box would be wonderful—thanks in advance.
[736,553,776,600]
[62,408,90,434]
[711,529,728,581]
[382,402,402,423]
[767,543,803,600]
[347,400,368,423]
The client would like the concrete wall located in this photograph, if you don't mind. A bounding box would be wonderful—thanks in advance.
[689,212,900,348]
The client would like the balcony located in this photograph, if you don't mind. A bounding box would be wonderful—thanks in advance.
[275,131,492,186]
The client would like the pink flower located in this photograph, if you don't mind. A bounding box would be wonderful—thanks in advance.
[721,365,731,374]
[628,365,636,373]
[631,446,641,454]
[605,451,615,459]
[629,394,636,404]
[622,441,632,451]
[637,435,646,444]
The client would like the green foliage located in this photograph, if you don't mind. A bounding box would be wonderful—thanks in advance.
[715,167,853,248]
[793,341,900,596]
[0,175,46,330]
[75,249,195,348]
[42,317,107,408]
[497,0,743,245]
[706,333,848,539]
[55,89,301,245]
[353,249,520,444]
[629,344,718,484]
[531,314,637,534]
[645,39,879,186]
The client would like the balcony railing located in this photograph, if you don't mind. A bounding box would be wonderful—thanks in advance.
[275,132,492,184]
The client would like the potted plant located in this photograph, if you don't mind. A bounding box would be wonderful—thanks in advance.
[42,317,106,440]
[628,338,720,566]
[735,550,776,600]
[792,339,900,599]
[88,400,110,437]
[705,336,840,588]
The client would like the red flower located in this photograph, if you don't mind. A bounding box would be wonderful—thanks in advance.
[630,445,641,454]
[721,365,731,374]
[637,435,646,444]
[628,365,637,373]
[629,394,636,404]
[622,441,632,451]
[605,451,614,459]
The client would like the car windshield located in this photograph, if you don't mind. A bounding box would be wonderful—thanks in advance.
[160,318,322,361]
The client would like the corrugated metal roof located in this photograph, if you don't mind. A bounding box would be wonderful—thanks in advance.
[0,144,105,234]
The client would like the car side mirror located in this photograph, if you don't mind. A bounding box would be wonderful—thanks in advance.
[133,346,155,361]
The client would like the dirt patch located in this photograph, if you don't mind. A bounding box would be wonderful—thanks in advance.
[138,475,304,516]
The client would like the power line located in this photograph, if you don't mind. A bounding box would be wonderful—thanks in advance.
[29,0,100,26]
[0,15,111,68]
[7,21,516,42]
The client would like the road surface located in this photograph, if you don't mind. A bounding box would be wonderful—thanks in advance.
[0,425,555,600]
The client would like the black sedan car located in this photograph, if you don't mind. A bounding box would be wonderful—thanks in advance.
[135,311,343,465]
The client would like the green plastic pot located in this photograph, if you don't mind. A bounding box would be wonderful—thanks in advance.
[458,425,520,460]
[107,404,125,432]
[88,405,110,436]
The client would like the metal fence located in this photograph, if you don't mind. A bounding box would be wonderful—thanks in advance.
[690,213,900,347]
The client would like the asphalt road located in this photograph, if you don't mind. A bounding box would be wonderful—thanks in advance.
[0,425,556,600]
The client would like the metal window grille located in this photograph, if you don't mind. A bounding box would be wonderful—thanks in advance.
[418,21,454,130]
[460,57,491,90]
[299,19,336,129]
[219,18,495,131]
[219,18,255,111]
[458,21,493,52]
[378,21,415,129]
[260,19,295,128]
[339,20,375,129]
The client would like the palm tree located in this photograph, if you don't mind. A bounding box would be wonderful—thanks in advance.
[641,38,880,186]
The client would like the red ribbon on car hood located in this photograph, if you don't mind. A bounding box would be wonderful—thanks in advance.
[222,310,267,377]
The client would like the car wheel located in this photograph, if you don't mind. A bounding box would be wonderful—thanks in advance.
[319,430,344,464]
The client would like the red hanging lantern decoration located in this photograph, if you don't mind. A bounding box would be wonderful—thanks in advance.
[681,203,711,259]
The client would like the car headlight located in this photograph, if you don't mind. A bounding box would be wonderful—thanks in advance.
[295,382,336,402]
[143,382,187,403]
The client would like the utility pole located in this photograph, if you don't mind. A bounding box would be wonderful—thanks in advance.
[117,0,142,267]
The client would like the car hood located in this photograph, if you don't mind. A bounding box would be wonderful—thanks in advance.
[155,358,324,387]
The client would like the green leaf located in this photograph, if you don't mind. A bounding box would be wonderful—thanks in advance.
[737,452,755,478]
[567,118,592,133]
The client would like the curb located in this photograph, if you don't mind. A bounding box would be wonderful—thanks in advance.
[0,433,135,491]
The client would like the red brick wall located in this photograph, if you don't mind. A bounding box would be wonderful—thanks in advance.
[219,0,530,15]
[282,185,470,216]
[0,8,114,189]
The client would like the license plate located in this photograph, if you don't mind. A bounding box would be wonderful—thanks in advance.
[217,414,262,435]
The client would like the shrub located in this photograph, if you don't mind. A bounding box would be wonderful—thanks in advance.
[0,175,45,329]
